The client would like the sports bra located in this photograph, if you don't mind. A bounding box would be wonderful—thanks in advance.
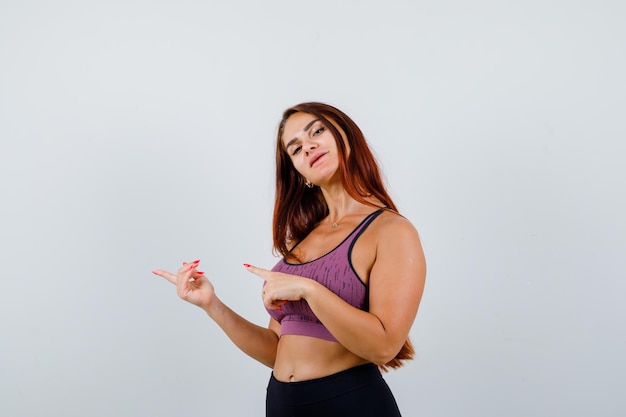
[265,209,384,342]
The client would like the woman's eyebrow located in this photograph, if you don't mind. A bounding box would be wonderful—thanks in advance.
[285,119,321,149]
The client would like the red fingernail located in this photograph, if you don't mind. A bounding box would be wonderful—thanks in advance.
[243,263,251,268]
[197,271,205,275]
[151,270,159,275]
[192,259,200,264]
[276,306,283,311]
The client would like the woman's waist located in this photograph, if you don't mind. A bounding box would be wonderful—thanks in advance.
[273,335,369,382]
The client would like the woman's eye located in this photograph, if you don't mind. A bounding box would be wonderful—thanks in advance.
[291,146,301,156]
[313,127,325,136]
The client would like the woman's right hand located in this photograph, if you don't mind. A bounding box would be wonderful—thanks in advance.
[152,260,216,310]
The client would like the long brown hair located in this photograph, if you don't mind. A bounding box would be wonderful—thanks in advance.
[272,102,413,371]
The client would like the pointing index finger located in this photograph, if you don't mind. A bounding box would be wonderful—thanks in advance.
[243,263,270,280]
[152,269,177,284]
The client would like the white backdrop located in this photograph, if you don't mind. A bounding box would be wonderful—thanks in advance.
[1,1,625,416]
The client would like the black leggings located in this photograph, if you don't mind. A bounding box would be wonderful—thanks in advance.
[266,363,402,417]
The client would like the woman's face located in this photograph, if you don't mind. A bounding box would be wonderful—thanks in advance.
[281,112,349,187]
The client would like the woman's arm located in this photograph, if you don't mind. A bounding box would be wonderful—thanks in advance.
[248,215,426,365]
[203,298,280,368]
[315,216,425,364]
[153,262,279,368]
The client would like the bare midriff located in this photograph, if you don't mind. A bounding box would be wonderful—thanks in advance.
[272,334,369,382]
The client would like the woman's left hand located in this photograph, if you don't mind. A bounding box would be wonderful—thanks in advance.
[243,264,314,310]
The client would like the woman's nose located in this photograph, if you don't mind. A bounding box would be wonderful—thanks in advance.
[303,140,317,154]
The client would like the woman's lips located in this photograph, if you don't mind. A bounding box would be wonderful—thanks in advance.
[309,151,328,167]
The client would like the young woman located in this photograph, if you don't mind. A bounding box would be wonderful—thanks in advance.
[153,102,426,416]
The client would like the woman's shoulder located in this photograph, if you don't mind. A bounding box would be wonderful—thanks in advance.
[375,208,417,229]
[371,209,421,245]
[365,209,425,276]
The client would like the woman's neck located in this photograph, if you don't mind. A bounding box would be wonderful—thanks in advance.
[319,186,378,227]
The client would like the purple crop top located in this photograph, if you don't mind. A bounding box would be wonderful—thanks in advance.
[266,209,384,342]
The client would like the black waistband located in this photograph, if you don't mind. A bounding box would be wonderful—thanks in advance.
[268,363,381,403]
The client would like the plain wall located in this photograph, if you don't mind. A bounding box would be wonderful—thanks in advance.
[1,0,624,416]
